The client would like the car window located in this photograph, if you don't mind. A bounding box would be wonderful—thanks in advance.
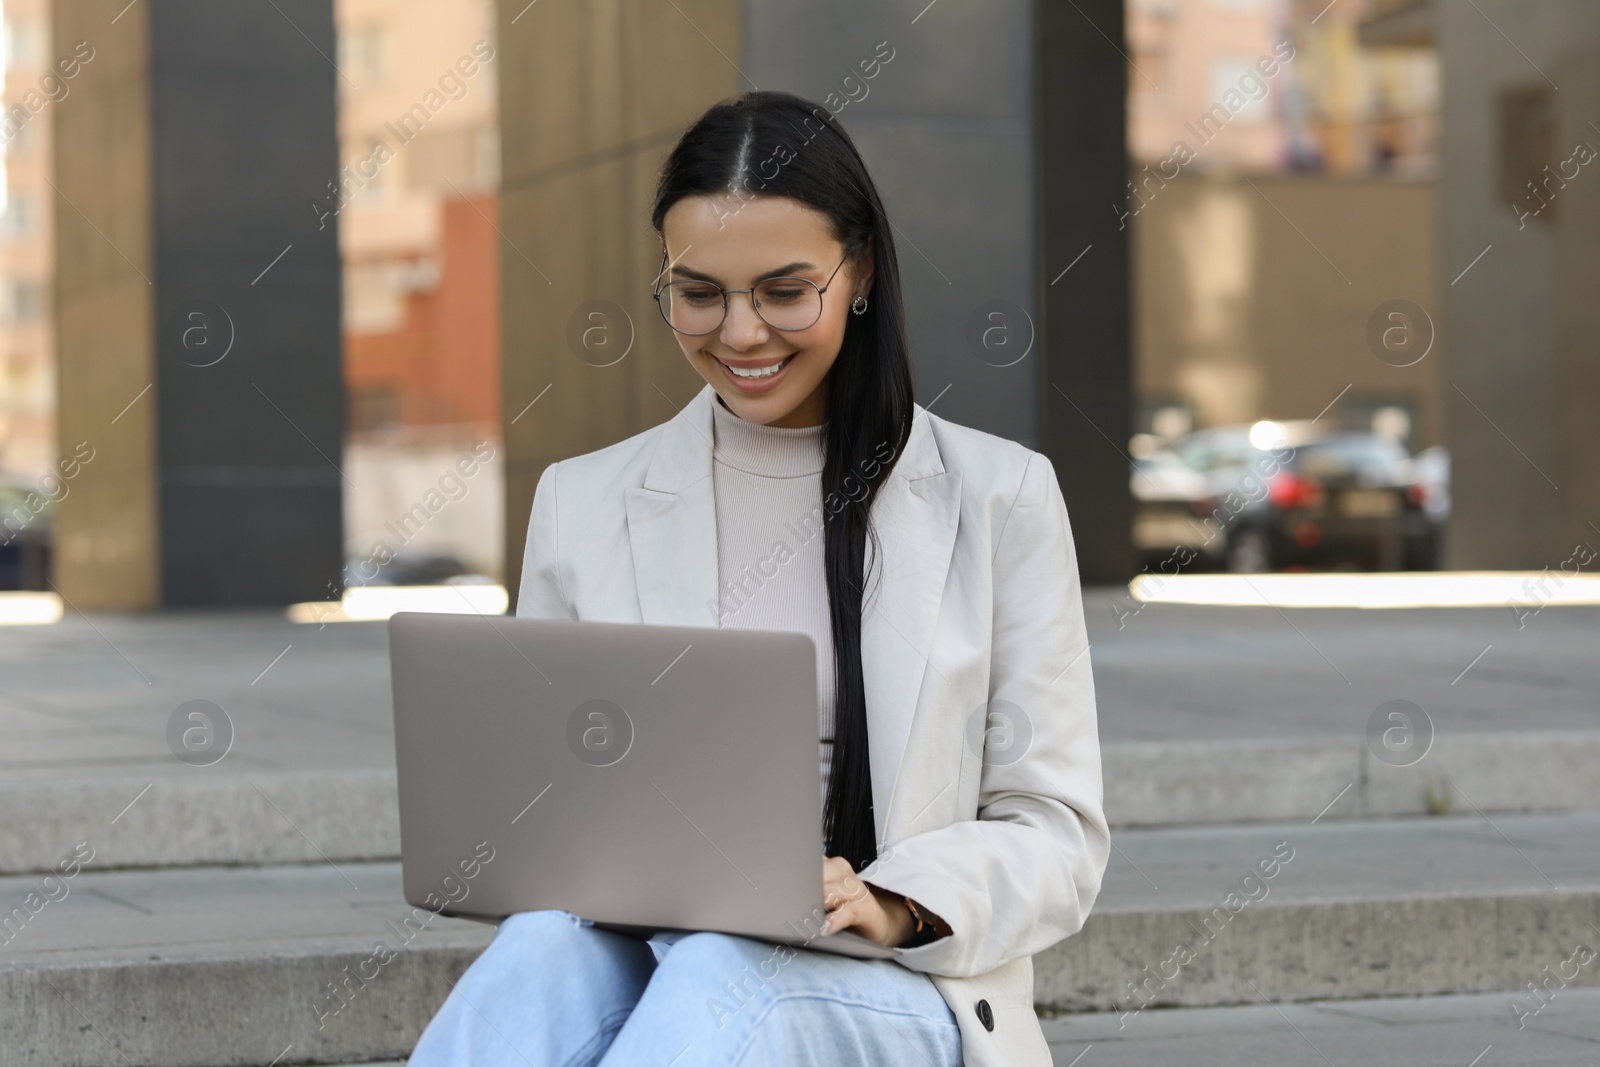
[1295,437,1408,478]
[1182,437,1252,471]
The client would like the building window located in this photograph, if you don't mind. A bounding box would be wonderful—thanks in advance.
[1210,56,1271,122]
[339,25,389,88]
[5,280,45,323]
[2,193,35,240]
[4,116,38,154]
[4,19,44,68]
[341,138,391,202]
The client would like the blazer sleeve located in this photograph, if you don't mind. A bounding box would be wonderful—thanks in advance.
[858,450,1111,978]
[515,461,576,620]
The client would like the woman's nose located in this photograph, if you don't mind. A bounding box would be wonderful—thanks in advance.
[720,292,771,349]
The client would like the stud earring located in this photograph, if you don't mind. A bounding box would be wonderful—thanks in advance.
[851,296,869,315]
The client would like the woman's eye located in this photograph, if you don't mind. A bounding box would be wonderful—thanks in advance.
[761,286,808,303]
[678,287,721,305]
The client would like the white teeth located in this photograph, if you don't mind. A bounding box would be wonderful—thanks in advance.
[725,357,791,379]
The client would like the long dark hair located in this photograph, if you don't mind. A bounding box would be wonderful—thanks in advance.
[651,91,915,873]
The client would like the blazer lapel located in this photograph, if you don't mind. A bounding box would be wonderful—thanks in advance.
[624,385,721,628]
[860,424,962,842]
[625,383,962,845]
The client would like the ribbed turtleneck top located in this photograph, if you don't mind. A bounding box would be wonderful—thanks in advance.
[709,394,836,808]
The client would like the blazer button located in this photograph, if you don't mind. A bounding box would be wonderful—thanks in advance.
[976,998,994,1031]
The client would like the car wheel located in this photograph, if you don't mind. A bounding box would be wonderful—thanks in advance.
[1403,529,1442,571]
[1227,527,1273,573]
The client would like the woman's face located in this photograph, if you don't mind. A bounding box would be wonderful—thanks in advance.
[660,194,873,428]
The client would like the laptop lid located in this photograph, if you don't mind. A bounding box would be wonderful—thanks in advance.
[388,611,892,958]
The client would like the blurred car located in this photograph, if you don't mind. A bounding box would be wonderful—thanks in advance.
[0,476,54,591]
[344,548,475,589]
[1132,422,1442,572]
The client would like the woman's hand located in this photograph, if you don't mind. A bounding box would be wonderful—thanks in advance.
[821,854,915,948]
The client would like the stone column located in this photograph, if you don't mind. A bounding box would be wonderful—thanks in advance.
[497,0,742,600]
[52,0,345,608]
[1438,0,1600,566]
[1038,0,1134,583]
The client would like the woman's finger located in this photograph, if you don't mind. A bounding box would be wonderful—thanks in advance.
[822,857,854,894]
[826,895,887,944]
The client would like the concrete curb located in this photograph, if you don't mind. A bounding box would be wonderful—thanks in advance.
[1102,731,1600,826]
[1035,889,1600,1013]
[2,939,487,1067]
[4,731,1598,873]
[0,772,401,875]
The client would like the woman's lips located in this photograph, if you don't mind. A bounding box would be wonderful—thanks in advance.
[714,353,796,392]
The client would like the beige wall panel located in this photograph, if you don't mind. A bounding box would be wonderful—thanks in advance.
[51,0,158,609]
[1134,173,1440,448]
[498,0,739,598]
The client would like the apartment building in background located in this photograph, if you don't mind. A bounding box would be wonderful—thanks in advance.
[1127,0,1290,171]
[1128,0,1437,175]
[334,0,504,579]
[0,0,55,476]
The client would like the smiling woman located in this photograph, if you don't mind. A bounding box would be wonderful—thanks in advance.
[408,89,1107,1067]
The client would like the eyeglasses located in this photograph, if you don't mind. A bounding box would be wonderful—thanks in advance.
[651,247,850,336]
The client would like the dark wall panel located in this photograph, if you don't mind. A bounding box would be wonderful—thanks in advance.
[1037,0,1133,584]
[150,0,345,605]
[743,0,1039,449]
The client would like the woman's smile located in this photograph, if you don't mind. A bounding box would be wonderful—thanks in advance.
[711,352,798,392]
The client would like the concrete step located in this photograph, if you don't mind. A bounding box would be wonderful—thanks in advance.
[1042,987,1600,1066]
[0,862,491,1067]
[6,812,1600,1065]
[7,731,1599,874]
[1034,810,1600,1013]
[0,771,401,875]
[1104,729,1600,827]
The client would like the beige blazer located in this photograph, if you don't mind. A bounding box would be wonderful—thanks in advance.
[515,382,1109,1067]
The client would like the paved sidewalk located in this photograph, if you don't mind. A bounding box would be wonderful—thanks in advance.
[1096,811,1600,909]
[1043,988,1600,1066]
[1080,588,1600,742]
[1,611,393,781]
[4,594,1598,787]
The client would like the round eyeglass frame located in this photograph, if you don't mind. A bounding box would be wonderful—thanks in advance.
[650,246,852,336]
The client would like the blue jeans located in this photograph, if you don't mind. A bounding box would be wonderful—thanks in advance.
[407,910,963,1066]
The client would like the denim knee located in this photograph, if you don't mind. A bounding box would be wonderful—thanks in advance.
[652,932,789,1008]
[654,931,766,972]
[492,909,592,952]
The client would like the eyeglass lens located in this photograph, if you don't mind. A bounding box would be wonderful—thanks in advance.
[659,277,823,335]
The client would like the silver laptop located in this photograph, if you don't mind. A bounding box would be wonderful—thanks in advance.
[388,610,895,959]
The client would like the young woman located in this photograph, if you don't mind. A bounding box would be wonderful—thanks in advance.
[408,90,1108,1067]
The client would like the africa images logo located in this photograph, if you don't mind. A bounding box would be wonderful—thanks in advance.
[567,699,634,767]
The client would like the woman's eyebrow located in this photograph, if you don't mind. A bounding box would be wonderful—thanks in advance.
[670,260,815,284]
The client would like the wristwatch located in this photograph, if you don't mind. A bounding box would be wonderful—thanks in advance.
[900,896,947,948]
